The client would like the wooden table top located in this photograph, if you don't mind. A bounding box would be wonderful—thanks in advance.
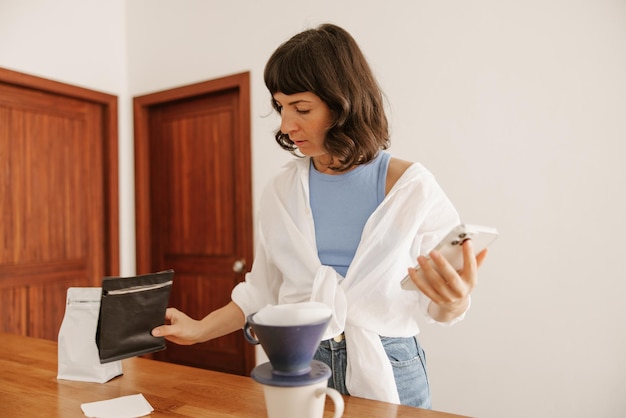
[0,332,467,417]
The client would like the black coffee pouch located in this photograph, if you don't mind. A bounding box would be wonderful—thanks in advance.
[96,269,174,363]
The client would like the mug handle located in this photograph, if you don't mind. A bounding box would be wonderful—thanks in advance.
[316,387,344,418]
[243,322,260,345]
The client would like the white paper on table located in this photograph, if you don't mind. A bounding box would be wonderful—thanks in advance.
[80,393,154,418]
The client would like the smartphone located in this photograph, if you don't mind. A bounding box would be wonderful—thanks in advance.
[400,224,499,291]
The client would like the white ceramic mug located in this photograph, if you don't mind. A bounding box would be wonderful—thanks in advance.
[261,380,344,418]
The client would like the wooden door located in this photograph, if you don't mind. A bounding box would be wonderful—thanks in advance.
[0,68,119,340]
[134,72,254,376]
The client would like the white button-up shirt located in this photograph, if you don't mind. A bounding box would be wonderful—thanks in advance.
[232,157,466,403]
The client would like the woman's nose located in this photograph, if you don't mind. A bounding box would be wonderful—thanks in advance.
[280,113,298,135]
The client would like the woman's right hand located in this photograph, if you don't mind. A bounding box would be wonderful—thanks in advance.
[151,301,246,346]
[151,307,203,345]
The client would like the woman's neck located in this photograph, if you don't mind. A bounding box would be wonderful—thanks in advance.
[312,155,356,175]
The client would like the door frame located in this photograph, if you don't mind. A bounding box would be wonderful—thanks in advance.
[133,71,253,275]
[0,67,120,278]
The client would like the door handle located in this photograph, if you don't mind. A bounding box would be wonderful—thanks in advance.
[232,259,246,273]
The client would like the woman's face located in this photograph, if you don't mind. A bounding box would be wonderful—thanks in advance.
[273,91,333,163]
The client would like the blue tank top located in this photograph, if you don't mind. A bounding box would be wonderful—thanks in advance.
[309,152,391,277]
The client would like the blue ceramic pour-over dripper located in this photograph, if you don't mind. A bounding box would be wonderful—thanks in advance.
[243,304,331,377]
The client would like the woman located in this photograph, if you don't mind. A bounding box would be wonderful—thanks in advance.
[152,23,487,408]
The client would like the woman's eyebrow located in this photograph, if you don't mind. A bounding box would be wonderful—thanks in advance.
[287,99,312,105]
[273,98,313,106]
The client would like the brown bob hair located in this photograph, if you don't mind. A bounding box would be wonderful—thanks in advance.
[264,23,390,172]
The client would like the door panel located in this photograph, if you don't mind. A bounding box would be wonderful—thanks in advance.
[154,94,236,261]
[134,73,254,376]
[0,68,119,340]
[0,287,27,335]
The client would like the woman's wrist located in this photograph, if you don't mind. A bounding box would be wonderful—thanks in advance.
[428,296,470,323]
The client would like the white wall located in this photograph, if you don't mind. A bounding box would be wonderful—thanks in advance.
[1,1,625,417]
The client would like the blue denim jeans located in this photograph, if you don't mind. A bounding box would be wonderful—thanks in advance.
[314,335,431,409]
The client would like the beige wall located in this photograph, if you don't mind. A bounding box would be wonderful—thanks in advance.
[2,1,625,417]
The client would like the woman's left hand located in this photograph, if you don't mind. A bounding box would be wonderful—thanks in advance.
[407,240,488,322]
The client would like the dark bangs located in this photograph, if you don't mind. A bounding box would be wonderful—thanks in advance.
[264,37,320,103]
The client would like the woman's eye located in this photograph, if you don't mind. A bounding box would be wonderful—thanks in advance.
[296,109,310,114]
